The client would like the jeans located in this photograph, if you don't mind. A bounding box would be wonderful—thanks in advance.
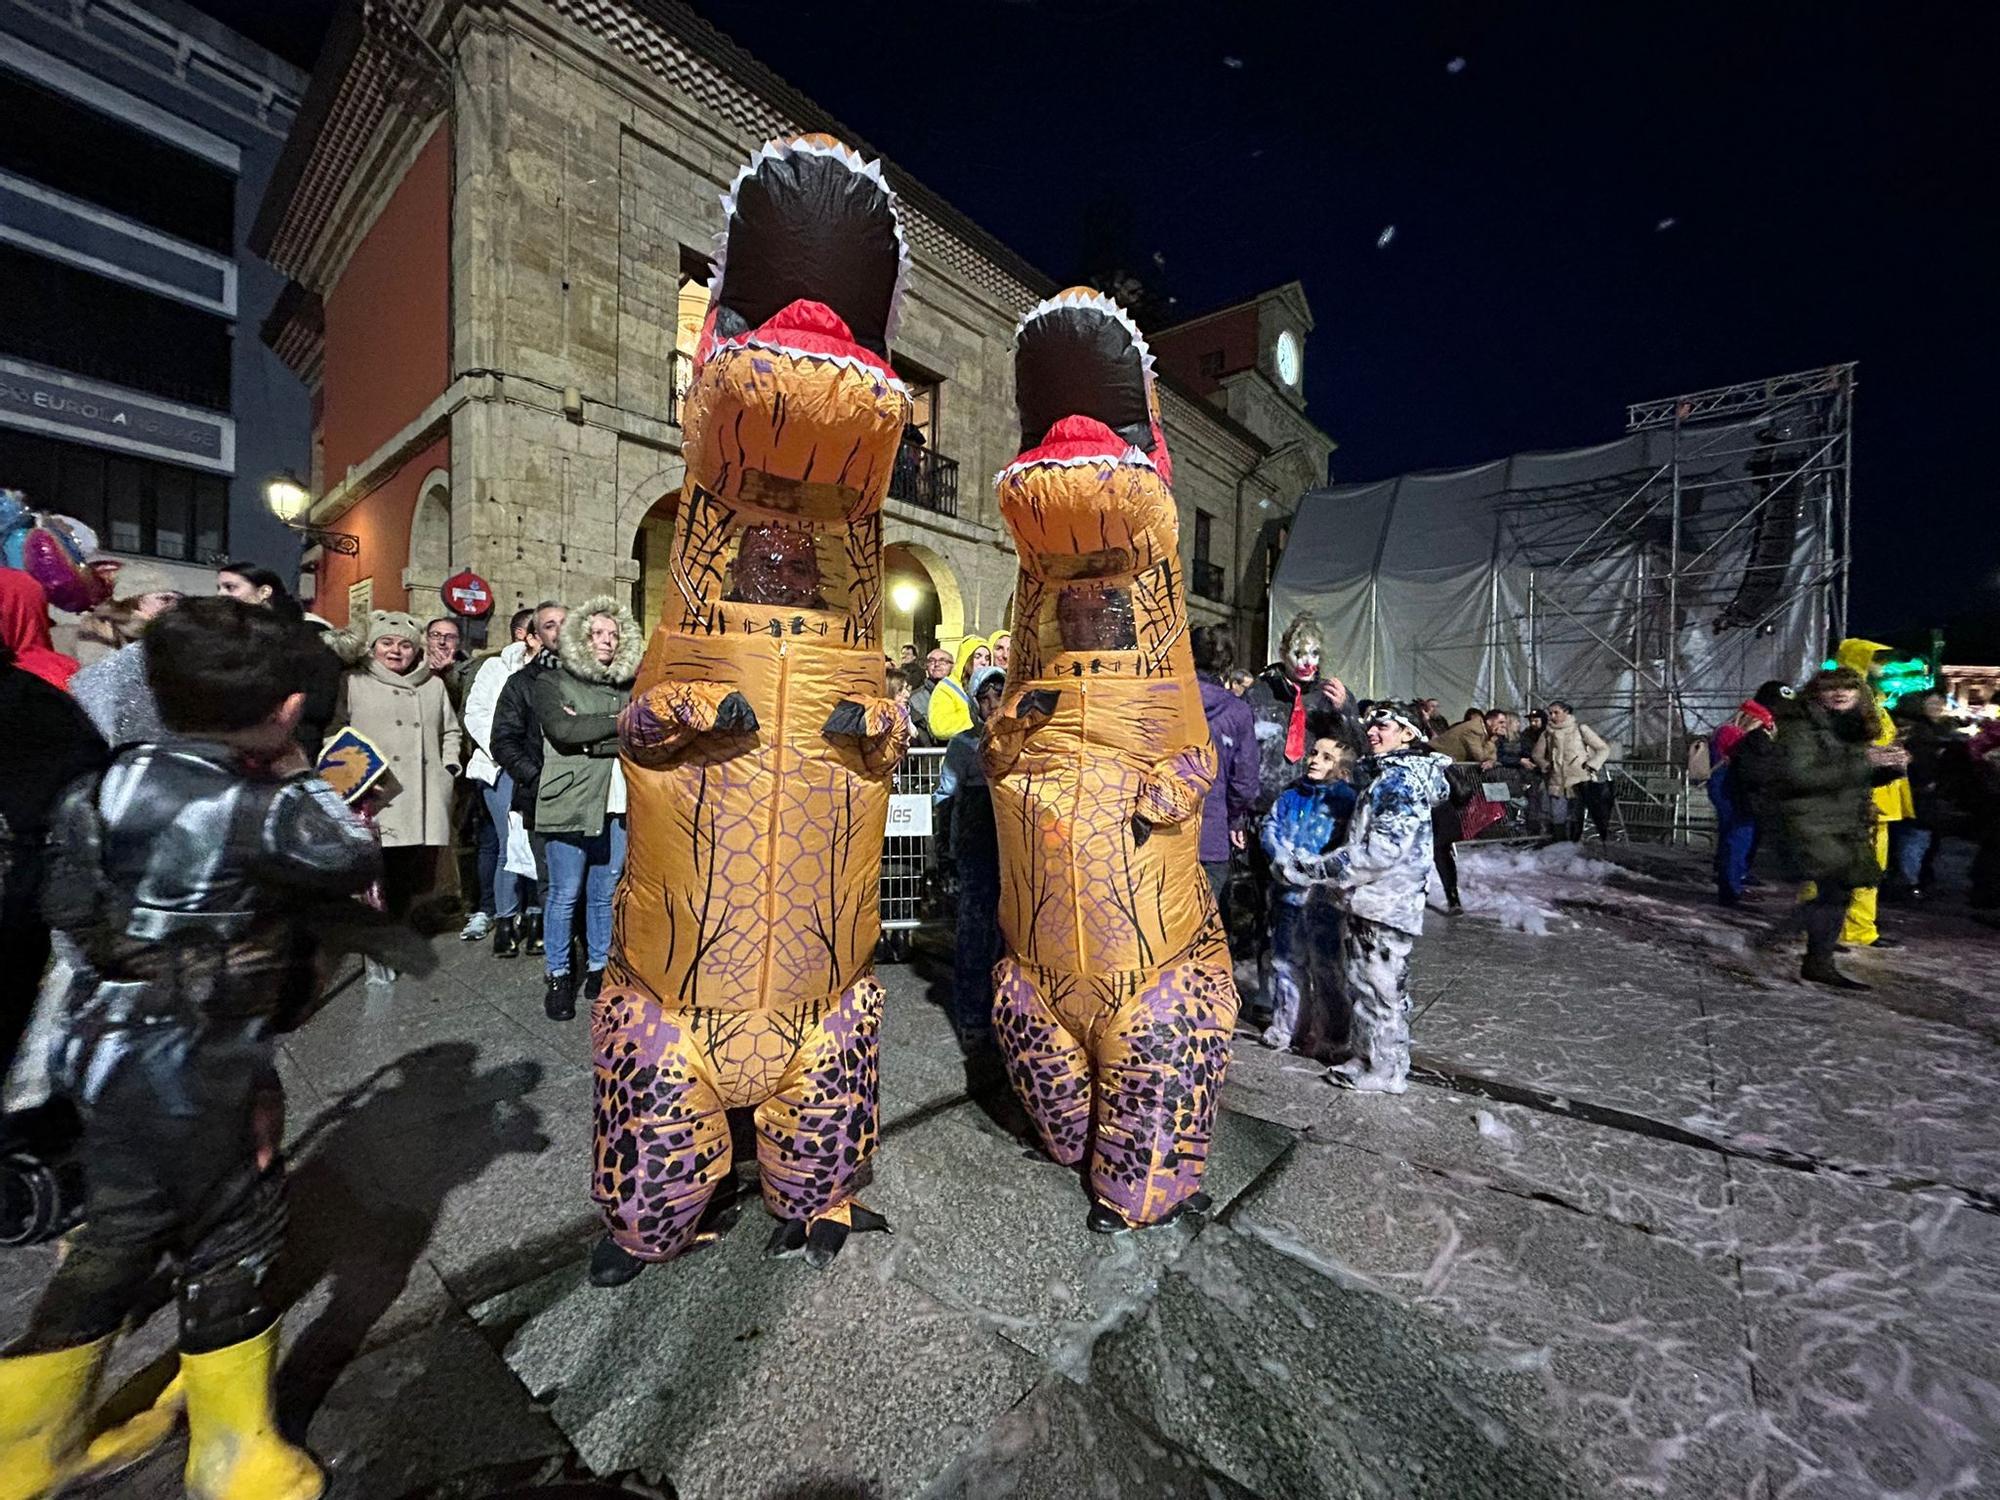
[1431,815,1461,905]
[1707,771,1756,901]
[1556,782,1612,841]
[952,853,1003,1053]
[480,774,524,920]
[543,815,627,977]
[1890,822,1932,889]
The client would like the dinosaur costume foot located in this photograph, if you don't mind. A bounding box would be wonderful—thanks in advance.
[764,1202,889,1269]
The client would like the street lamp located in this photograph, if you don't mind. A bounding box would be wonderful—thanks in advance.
[263,472,358,555]
[890,579,922,615]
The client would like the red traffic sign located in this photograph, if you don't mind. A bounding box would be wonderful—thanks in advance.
[442,569,494,618]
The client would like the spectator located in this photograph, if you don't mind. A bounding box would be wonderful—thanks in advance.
[1520,708,1547,763]
[68,570,185,743]
[1428,707,1493,766]
[0,567,80,690]
[1826,638,1915,951]
[926,635,987,742]
[1965,721,2000,911]
[463,606,538,956]
[424,615,475,708]
[1542,700,1613,841]
[1287,705,1450,1094]
[1425,709,1492,914]
[215,561,342,757]
[1888,689,1957,901]
[1485,710,1523,770]
[989,631,1011,673]
[534,596,641,1021]
[1707,699,1776,905]
[909,646,953,747]
[1418,698,1451,738]
[1767,667,1907,989]
[0,640,107,1084]
[1224,668,1254,698]
[1246,612,1360,813]
[491,602,569,955]
[1259,736,1357,1055]
[336,611,463,932]
[71,562,181,669]
[899,643,918,669]
[1192,626,1261,939]
[935,665,1007,1067]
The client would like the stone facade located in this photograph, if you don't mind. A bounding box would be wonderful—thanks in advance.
[262,0,1328,660]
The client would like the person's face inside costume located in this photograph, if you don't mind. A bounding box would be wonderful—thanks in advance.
[1285,633,1322,682]
[373,634,418,674]
[535,608,567,650]
[589,613,621,665]
[1365,717,1418,755]
[974,679,1004,720]
[1817,683,1861,713]
[1304,737,1345,783]
[732,525,826,610]
[1055,586,1135,653]
[925,650,951,682]
[216,570,272,607]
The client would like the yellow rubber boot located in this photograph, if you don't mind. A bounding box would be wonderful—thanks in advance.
[77,1369,185,1484]
[0,1337,111,1500]
[180,1324,323,1500]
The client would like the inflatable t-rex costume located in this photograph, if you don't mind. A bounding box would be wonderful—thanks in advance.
[594,136,910,1273]
[984,288,1239,1232]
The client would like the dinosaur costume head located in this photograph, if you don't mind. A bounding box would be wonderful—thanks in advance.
[659,135,912,661]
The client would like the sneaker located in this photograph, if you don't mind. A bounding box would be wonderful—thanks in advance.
[364,957,398,987]
[460,911,493,942]
[581,969,606,1003]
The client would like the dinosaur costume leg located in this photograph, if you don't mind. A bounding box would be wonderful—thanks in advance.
[753,977,885,1241]
[591,991,734,1262]
[990,957,1093,1167]
[1088,959,1238,1228]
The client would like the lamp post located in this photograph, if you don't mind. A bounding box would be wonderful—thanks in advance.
[263,472,358,555]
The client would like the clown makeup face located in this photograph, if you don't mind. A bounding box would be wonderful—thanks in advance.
[1286,633,1322,682]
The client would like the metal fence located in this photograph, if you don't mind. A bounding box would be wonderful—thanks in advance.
[881,746,946,932]
[1607,759,1714,848]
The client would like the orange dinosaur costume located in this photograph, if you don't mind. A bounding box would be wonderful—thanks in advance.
[593,136,910,1273]
[984,289,1239,1232]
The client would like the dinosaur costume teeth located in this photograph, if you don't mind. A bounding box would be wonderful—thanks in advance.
[984,287,1240,1230]
[593,136,910,1269]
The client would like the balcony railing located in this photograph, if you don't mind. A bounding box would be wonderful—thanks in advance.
[1192,559,1227,602]
[888,443,959,517]
[666,351,692,427]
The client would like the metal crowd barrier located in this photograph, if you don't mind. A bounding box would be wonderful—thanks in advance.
[1607,760,1713,848]
[880,747,946,941]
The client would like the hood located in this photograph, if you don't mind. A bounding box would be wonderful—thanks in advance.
[953,635,987,682]
[0,565,78,688]
[500,639,531,671]
[1834,637,1895,682]
[558,596,644,686]
[966,664,1006,707]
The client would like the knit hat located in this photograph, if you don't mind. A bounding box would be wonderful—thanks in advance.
[1738,699,1775,730]
[99,559,181,603]
[365,610,423,649]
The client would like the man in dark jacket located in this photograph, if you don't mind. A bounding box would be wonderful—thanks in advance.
[489,601,566,954]
[1193,627,1261,938]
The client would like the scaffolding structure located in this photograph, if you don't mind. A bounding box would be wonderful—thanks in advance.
[1269,362,1856,758]
[1517,363,1854,754]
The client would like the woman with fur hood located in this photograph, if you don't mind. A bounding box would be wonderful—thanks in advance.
[334,610,464,925]
[533,596,641,1021]
[1283,704,1451,1095]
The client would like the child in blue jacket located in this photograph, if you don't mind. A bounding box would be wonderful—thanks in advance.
[1259,737,1358,1053]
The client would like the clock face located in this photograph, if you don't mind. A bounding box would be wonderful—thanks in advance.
[1275,329,1301,387]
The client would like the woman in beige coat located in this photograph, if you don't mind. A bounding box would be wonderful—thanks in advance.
[339,610,464,920]
[1540,699,1613,842]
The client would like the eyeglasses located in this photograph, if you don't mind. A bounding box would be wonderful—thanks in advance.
[426,629,459,642]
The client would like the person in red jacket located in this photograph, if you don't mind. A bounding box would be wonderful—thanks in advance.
[0,567,80,691]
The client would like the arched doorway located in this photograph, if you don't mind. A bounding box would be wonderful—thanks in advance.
[406,469,453,598]
[618,462,686,630]
[883,541,964,660]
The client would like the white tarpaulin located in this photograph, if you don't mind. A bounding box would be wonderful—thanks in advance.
[1269,420,1836,751]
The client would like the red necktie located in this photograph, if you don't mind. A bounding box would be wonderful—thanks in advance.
[1285,689,1308,763]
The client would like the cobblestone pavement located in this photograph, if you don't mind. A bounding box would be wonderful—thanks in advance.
[5,844,1996,1498]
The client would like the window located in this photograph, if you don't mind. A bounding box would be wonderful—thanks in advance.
[1194,509,1214,566]
[0,245,231,409]
[0,427,227,561]
[1199,350,1225,379]
[0,71,234,253]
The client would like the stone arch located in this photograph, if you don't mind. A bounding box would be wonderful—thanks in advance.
[882,536,966,656]
[621,460,686,631]
[404,467,453,595]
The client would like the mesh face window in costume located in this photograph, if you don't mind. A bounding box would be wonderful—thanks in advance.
[983,288,1239,1234]
[593,136,912,1278]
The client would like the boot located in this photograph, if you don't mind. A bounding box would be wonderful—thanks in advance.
[1801,955,1870,991]
[0,1336,108,1500]
[581,970,606,1004]
[181,1323,323,1500]
[491,915,520,959]
[544,970,577,1022]
[523,910,545,955]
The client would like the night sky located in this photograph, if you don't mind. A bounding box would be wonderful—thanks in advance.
[204,1,1997,644]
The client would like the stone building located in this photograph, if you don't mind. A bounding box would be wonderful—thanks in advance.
[254,0,1332,660]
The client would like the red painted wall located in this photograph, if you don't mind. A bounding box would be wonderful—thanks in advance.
[321,128,450,486]
[312,434,447,625]
[1150,306,1260,397]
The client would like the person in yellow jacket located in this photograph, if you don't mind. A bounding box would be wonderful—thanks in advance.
[926,634,990,741]
[1830,636,1916,947]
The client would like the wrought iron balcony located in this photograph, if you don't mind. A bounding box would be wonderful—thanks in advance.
[1192,559,1227,602]
[888,442,959,518]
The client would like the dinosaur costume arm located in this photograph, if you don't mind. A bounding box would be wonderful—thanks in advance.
[981,688,1059,781]
[617,680,759,766]
[1135,740,1217,827]
[822,696,909,776]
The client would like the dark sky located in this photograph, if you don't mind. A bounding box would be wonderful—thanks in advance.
[204,0,1997,638]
